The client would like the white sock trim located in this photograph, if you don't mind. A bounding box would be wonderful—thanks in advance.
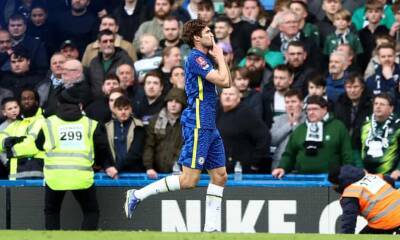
[165,175,181,192]
[206,183,224,197]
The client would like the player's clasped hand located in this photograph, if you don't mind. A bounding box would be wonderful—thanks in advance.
[208,36,223,59]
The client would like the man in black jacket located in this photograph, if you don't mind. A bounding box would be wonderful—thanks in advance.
[335,73,372,162]
[217,86,270,173]
[8,13,48,73]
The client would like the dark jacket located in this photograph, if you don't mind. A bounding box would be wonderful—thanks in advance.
[88,48,133,99]
[334,90,372,150]
[0,70,44,96]
[113,0,150,42]
[142,108,183,173]
[290,64,316,95]
[35,72,64,117]
[14,34,49,73]
[132,94,165,126]
[105,117,145,172]
[241,89,263,121]
[217,103,271,173]
[84,96,112,124]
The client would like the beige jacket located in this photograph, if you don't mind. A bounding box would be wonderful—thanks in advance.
[81,35,137,67]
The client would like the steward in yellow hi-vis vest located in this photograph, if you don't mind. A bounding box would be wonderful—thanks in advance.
[0,89,44,180]
[11,88,113,230]
[329,165,400,234]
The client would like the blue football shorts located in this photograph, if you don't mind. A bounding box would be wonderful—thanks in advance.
[178,126,226,170]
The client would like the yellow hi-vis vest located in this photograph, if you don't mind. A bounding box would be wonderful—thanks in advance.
[0,108,44,180]
[42,115,97,190]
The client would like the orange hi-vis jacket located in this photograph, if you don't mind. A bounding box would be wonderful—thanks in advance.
[342,174,400,230]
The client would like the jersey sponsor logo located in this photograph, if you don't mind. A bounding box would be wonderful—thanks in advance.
[195,56,210,70]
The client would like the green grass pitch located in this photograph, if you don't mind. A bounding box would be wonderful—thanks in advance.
[0,231,398,240]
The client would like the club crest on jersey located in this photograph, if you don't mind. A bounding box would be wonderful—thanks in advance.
[196,56,209,70]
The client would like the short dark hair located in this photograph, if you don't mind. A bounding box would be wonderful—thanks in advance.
[284,89,303,101]
[307,74,326,87]
[109,87,127,96]
[164,15,180,23]
[8,13,26,25]
[287,41,306,51]
[306,95,328,108]
[104,73,120,83]
[1,97,18,108]
[224,0,243,8]
[345,73,365,87]
[366,0,384,11]
[11,45,30,60]
[182,20,208,48]
[144,71,163,86]
[274,64,293,76]
[171,65,184,74]
[374,92,394,106]
[100,14,119,26]
[215,16,233,28]
[198,0,214,10]
[97,29,114,41]
[289,0,308,12]
[20,88,40,103]
[376,42,396,53]
[113,96,132,109]
[232,67,250,79]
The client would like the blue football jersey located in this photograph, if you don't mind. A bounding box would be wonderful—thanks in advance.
[181,49,217,129]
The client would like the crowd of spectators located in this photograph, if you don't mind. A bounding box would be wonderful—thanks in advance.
[1,0,400,180]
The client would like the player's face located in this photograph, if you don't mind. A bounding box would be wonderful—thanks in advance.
[199,26,214,48]
[2,101,20,120]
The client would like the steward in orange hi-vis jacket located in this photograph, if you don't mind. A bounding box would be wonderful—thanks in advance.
[329,165,400,234]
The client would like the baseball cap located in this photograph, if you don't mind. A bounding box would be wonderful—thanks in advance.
[246,47,264,58]
[60,40,77,50]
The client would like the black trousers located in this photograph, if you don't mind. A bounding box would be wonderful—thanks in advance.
[44,184,99,230]
[360,225,400,234]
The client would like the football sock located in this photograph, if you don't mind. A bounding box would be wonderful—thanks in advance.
[134,175,181,200]
[204,183,224,232]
